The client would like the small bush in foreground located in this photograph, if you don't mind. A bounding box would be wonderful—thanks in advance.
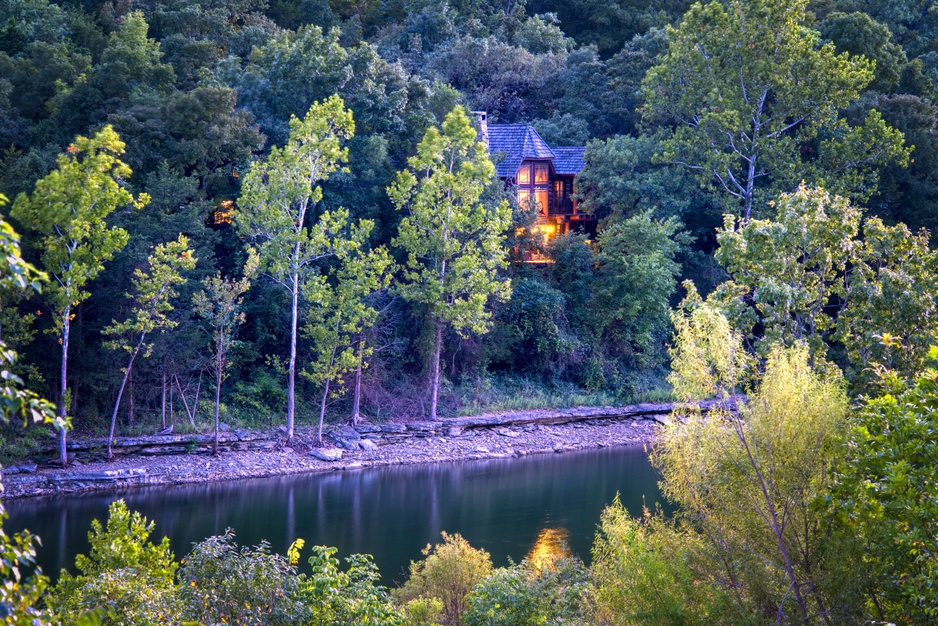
[393,532,492,626]
[49,500,180,625]
[179,530,303,625]
[297,544,404,625]
[464,556,589,626]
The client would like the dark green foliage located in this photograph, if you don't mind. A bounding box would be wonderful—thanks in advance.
[1,0,935,438]
[534,0,691,57]
[819,11,907,91]
[179,530,305,625]
[592,212,689,367]
[463,557,589,626]
[485,276,580,377]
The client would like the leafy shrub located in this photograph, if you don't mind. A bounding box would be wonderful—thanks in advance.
[402,598,444,626]
[393,532,492,626]
[829,361,938,623]
[296,544,404,625]
[178,530,304,625]
[464,556,589,626]
[49,500,180,625]
[590,500,729,626]
[0,506,55,625]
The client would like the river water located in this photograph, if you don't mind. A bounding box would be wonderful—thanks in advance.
[4,445,663,584]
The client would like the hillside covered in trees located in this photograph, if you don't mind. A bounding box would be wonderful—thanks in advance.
[7,1,938,624]
[2,0,938,455]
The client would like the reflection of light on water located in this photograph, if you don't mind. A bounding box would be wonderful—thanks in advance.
[526,527,571,570]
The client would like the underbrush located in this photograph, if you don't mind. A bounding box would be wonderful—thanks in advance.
[446,374,673,417]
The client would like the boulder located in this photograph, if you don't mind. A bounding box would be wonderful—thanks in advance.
[331,426,361,450]
[360,439,378,451]
[4,463,38,475]
[310,448,343,462]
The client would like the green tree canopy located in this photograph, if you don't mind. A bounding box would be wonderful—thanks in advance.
[390,105,511,420]
[643,0,909,220]
[236,94,355,439]
[713,184,938,390]
[11,125,146,465]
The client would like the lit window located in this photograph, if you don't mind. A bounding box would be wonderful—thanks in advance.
[534,189,549,215]
[213,199,234,224]
[534,162,549,184]
[517,164,531,184]
[554,180,565,200]
[518,189,531,207]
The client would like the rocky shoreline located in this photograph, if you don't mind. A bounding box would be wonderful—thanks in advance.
[1,400,738,500]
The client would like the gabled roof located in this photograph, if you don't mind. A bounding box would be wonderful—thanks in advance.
[488,124,555,178]
[552,147,586,175]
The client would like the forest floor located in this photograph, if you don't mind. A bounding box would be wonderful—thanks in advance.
[1,412,663,500]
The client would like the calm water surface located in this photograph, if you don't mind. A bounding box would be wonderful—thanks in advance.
[5,445,662,583]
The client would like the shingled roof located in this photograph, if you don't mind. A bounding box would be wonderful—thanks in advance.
[552,147,586,175]
[488,124,555,178]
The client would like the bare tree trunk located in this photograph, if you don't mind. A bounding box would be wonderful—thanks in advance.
[161,364,167,430]
[174,375,196,428]
[107,343,141,460]
[287,272,299,440]
[213,356,222,455]
[317,378,330,445]
[429,321,442,421]
[169,377,174,425]
[192,369,202,425]
[350,337,363,426]
[57,307,71,467]
[128,368,134,429]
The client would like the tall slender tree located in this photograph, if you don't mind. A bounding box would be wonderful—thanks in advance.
[103,235,196,459]
[237,95,354,440]
[303,225,392,444]
[390,106,512,420]
[193,253,257,454]
[11,126,147,465]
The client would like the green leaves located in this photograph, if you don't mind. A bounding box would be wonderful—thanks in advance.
[49,500,180,625]
[103,235,196,358]
[11,125,145,323]
[391,106,511,337]
[830,368,938,621]
[238,95,355,285]
[643,0,907,219]
[712,184,938,390]
[298,546,403,626]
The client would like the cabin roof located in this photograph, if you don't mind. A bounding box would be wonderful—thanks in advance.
[552,147,586,175]
[488,124,555,178]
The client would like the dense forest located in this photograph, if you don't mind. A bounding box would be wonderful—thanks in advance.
[2,0,938,454]
[4,0,938,623]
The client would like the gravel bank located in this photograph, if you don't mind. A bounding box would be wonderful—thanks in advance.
[1,413,663,500]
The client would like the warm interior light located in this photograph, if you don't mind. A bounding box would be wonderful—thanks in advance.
[213,199,235,224]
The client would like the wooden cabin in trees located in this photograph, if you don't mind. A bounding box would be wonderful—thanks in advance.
[474,111,594,242]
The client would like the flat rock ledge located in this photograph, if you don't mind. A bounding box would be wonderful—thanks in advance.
[1,398,740,500]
